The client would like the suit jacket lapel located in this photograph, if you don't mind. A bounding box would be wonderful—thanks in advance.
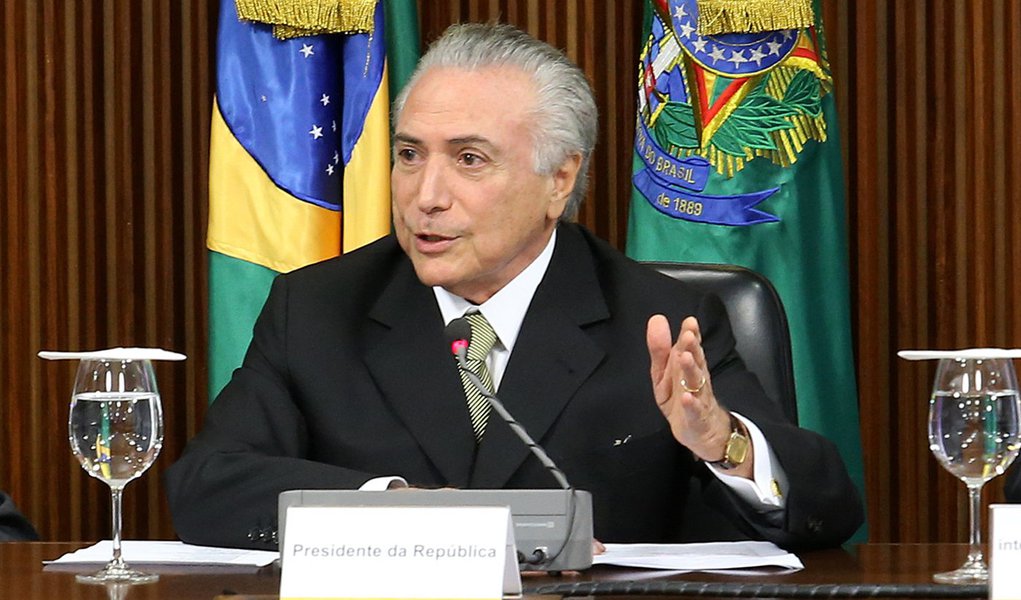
[471,226,609,488]
[363,258,476,487]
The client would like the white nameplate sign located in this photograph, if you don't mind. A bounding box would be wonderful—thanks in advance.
[279,505,519,600]
[991,504,1021,600]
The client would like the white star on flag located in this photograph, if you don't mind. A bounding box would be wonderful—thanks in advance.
[333,150,340,164]
[299,44,314,58]
[708,46,726,64]
[691,37,708,54]
[326,163,335,175]
[728,49,747,67]
[678,21,695,39]
[320,94,330,106]
[309,125,324,139]
[331,120,337,132]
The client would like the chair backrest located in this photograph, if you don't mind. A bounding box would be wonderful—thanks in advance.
[644,262,798,425]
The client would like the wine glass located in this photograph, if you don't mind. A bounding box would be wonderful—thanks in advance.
[928,356,1021,584]
[68,358,164,584]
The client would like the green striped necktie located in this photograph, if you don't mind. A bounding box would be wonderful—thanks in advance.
[461,311,497,441]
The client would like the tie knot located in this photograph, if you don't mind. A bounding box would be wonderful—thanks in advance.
[464,312,498,361]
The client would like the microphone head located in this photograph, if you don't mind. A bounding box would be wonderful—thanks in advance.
[443,318,472,357]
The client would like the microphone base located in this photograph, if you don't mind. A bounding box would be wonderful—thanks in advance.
[279,488,593,572]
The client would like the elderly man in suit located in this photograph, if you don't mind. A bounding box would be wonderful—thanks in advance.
[166,23,862,551]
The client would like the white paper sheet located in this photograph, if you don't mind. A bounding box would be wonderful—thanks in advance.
[46,541,278,567]
[898,348,1021,360]
[592,541,803,571]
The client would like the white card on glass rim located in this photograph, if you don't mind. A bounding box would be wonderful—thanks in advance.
[38,347,186,361]
[898,348,1021,361]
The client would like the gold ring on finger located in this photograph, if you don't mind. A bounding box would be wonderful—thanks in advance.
[680,375,706,394]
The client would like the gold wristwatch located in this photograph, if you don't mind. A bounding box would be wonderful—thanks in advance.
[706,413,750,470]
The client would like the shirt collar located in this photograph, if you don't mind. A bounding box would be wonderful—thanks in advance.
[433,229,557,353]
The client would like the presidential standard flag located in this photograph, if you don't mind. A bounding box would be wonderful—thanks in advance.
[207,0,419,400]
[626,0,866,535]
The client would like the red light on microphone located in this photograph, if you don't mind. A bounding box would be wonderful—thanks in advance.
[451,339,468,355]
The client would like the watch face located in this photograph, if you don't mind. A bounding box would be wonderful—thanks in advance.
[726,430,750,465]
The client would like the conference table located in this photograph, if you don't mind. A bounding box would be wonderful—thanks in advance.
[0,542,989,598]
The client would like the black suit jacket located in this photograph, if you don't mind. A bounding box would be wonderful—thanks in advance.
[0,492,38,541]
[166,224,862,550]
[1006,462,1021,502]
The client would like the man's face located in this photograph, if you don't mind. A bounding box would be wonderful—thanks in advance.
[391,65,579,303]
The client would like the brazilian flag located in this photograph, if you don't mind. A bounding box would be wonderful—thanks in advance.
[207,0,419,400]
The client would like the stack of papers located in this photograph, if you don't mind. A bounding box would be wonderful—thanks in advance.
[46,541,278,568]
[593,541,803,572]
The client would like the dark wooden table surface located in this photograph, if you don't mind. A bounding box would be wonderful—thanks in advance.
[0,542,981,599]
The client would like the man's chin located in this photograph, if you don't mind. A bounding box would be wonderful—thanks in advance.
[408,260,458,290]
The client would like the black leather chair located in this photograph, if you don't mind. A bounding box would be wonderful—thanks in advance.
[644,262,798,425]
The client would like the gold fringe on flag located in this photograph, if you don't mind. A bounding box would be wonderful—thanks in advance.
[235,0,377,39]
[696,0,815,35]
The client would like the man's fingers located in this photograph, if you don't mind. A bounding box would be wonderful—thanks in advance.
[646,314,672,383]
[681,316,702,343]
[678,319,707,363]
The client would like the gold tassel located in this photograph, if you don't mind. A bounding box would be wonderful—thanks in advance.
[696,0,815,35]
[234,0,377,39]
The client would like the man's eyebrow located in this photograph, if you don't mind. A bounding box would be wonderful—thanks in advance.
[448,135,492,146]
[393,133,495,149]
[393,132,421,145]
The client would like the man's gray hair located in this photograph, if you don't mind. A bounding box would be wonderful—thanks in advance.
[392,23,598,221]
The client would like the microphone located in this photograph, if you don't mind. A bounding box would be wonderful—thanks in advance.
[443,317,592,572]
[444,317,571,490]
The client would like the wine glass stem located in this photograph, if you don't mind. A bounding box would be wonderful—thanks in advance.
[967,483,984,563]
[110,486,125,568]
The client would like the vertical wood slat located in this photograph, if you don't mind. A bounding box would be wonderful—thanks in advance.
[3,0,1021,545]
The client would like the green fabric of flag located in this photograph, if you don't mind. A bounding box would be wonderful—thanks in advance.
[208,252,277,399]
[626,0,866,540]
[384,0,419,97]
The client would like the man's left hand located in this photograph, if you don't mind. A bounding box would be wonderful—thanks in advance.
[646,315,753,479]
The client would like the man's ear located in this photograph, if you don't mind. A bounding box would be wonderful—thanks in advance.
[547,152,583,220]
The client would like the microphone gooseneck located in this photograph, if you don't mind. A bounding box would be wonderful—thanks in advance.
[442,318,572,491]
[442,317,587,570]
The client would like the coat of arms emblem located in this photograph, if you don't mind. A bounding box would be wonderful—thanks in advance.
[633,0,833,226]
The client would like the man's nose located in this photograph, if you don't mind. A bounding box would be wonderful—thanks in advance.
[415,158,452,213]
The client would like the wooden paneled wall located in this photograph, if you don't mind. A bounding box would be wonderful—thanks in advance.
[1,1,214,541]
[826,1,1021,542]
[1,0,1019,544]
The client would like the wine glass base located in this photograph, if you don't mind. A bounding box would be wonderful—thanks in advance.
[76,564,158,585]
[933,561,988,585]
